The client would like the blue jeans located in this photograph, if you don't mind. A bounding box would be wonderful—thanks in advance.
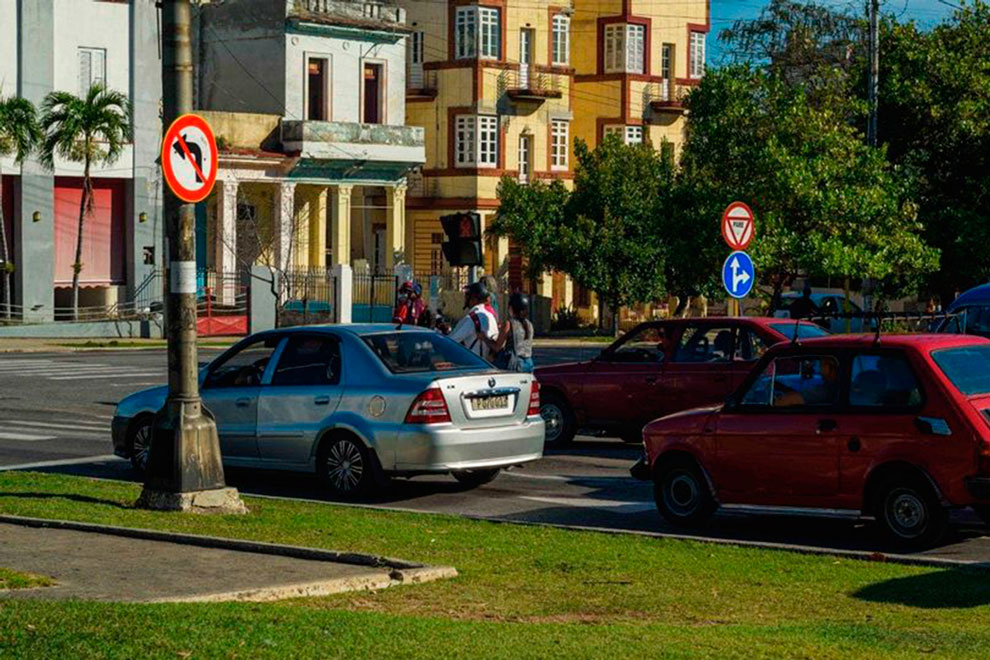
[515,357,534,373]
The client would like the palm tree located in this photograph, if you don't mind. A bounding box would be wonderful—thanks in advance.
[0,96,41,319]
[40,83,131,319]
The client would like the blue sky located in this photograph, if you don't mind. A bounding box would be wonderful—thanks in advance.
[709,0,958,64]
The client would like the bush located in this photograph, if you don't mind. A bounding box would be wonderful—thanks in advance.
[550,305,582,331]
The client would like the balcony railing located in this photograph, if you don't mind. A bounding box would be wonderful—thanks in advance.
[407,69,438,99]
[644,80,689,114]
[501,67,564,102]
[281,119,425,164]
[290,0,405,24]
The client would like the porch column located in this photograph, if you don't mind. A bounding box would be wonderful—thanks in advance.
[309,187,328,268]
[216,179,238,305]
[330,184,352,267]
[385,184,407,269]
[274,181,296,274]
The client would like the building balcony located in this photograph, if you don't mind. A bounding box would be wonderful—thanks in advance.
[501,67,564,103]
[646,81,688,114]
[289,0,407,27]
[407,69,438,100]
[280,120,425,166]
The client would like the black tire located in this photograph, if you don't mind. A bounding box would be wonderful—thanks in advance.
[452,468,500,488]
[317,434,376,499]
[129,416,154,472]
[540,392,576,447]
[654,456,717,527]
[873,475,947,550]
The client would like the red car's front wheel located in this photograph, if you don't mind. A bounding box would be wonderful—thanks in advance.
[654,457,717,527]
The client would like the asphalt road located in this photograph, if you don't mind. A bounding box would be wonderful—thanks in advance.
[2,345,990,564]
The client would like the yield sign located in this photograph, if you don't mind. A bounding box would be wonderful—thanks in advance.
[721,201,755,251]
[161,114,218,203]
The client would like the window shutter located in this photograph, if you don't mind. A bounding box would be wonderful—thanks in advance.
[78,49,92,96]
[93,49,106,88]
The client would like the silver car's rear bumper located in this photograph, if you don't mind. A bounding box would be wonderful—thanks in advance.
[392,417,545,472]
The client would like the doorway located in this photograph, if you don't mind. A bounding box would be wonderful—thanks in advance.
[363,63,384,124]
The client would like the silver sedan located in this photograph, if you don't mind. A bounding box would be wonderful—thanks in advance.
[112,325,544,497]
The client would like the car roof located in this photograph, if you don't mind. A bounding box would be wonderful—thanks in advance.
[948,283,990,312]
[774,333,990,352]
[639,317,817,329]
[265,323,433,337]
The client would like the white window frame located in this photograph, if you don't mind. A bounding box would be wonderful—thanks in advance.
[661,43,672,80]
[551,119,569,171]
[603,125,642,145]
[78,46,106,96]
[603,24,644,74]
[455,6,500,60]
[552,14,570,66]
[409,31,425,87]
[690,31,706,79]
[455,114,499,168]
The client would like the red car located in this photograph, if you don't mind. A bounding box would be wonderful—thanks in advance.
[636,334,990,548]
[535,318,828,445]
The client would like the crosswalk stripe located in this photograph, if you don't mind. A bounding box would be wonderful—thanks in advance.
[0,431,56,441]
[49,372,161,380]
[5,420,107,433]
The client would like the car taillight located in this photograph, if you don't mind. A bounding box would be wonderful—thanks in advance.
[527,380,540,416]
[405,387,451,424]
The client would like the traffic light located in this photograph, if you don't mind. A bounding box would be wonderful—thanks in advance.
[440,212,482,267]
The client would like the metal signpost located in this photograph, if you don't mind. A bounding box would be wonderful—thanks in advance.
[721,203,756,316]
[137,0,245,514]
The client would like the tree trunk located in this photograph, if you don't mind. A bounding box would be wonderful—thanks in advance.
[673,294,688,317]
[0,167,10,320]
[612,307,620,338]
[72,155,92,321]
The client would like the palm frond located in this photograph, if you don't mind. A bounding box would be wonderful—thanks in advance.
[0,96,42,164]
[38,84,132,170]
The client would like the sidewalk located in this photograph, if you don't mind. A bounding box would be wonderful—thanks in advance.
[0,337,240,353]
[0,519,455,603]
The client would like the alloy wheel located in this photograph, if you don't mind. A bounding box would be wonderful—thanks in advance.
[541,403,563,443]
[131,423,152,471]
[326,440,365,493]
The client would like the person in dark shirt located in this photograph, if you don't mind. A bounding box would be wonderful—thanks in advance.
[788,285,820,320]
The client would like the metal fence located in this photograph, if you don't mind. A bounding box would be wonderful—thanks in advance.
[352,271,398,323]
[197,269,249,336]
[279,268,337,327]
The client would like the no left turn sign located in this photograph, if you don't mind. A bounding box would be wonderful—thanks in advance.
[161,114,218,203]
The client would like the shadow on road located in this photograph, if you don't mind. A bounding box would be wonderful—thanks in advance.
[854,570,990,608]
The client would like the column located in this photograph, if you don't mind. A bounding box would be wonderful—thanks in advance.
[273,181,296,274]
[216,179,238,305]
[385,184,407,269]
[309,187,328,269]
[330,184,352,267]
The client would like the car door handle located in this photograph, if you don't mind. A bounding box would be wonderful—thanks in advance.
[235,397,251,408]
[817,419,838,434]
[314,395,331,405]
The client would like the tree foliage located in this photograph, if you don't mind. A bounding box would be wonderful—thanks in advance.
[681,66,937,302]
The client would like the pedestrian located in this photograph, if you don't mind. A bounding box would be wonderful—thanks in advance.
[448,281,498,360]
[481,292,535,372]
[481,274,500,321]
[392,280,426,326]
[788,284,819,320]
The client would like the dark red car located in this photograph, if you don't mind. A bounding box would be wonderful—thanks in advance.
[637,334,990,548]
[536,318,828,445]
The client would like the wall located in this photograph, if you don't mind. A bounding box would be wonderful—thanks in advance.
[284,27,408,126]
[0,1,18,174]
[197,0,287,114]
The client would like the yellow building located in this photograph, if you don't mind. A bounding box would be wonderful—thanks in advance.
[401,0,708,314]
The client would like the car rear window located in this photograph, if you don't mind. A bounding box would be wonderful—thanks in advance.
[931,345,990,396]
[363,332,490,373]
[769,323,830,339]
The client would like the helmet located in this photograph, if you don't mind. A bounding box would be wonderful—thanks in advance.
[399,280,422,297]
[509,292,530,312]
[463,281,489,300]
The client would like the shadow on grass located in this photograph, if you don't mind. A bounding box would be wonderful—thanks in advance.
[854,570,990,608]
[0,492,129,509]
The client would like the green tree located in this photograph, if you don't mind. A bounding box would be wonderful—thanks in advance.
[681,66,937,307]
[879,1,990,300]
[0,95,41,319]
[39,83,131,319]
[491,135,675,332]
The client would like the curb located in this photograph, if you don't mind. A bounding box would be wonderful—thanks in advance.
[0,514,458,582]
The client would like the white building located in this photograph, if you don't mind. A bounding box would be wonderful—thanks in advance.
[0,0,161,321]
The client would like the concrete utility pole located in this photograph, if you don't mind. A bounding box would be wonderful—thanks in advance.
[137,0,245,514]
[867,0,880,147]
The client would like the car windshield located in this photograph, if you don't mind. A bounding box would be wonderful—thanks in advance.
[769,323,830,339]
[363,332,490,373]
[931,345,990,396]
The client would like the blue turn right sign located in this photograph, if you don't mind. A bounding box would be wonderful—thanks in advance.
[722,251,755,299]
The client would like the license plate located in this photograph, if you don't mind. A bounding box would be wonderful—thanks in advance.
[472,395,509,411]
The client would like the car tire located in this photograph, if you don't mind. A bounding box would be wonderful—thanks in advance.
[654,457,717,527]
[129,416,154,473]
[317,434,376,499]
[873,476,947,550]
[540,392,576,447]
[452,468,500,488]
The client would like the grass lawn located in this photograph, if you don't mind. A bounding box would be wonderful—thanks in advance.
[2,471,990,658]
[0,568,53,591]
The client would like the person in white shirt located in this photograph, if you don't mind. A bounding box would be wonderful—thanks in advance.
[448,282,498,360]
